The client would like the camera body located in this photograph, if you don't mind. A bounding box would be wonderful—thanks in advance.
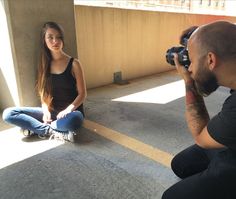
[165,26,197,69]
[166,47,190,68]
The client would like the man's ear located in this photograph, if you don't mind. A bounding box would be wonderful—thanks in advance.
[207,52,217,70]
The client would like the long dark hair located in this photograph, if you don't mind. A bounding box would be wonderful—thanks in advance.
[36,21,64,111]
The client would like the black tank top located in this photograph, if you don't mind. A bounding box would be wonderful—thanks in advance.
[51,58,84,115]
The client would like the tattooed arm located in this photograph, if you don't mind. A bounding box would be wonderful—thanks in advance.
[174,55,225,149]
[184,80,224,148]
[185,80,209,137]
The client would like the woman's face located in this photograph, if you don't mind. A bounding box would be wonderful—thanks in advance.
[44,28,63,52]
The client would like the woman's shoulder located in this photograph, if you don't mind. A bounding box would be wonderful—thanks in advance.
[71,58,82,69]
[71,58,84,76]
[72,58,81,64]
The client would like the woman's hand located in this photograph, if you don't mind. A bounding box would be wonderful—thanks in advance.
[42,103,52,124]
[57,108,72,119]
[43,111,52,124]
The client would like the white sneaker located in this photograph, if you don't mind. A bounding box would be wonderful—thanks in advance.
[49,129,76,143]
[20,128,35,137]
[67,131,76,143]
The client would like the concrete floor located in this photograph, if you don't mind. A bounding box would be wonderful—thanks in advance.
[0,70,230,199]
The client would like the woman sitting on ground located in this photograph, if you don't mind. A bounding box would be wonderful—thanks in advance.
[2,21,87,142]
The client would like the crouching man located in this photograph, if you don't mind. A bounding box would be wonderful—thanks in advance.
[162,21,236,199]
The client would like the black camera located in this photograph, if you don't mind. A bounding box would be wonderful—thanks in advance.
[166,47,190,68]
[166,26,197,69]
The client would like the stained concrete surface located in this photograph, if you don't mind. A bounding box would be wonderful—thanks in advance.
[0,71,230,199]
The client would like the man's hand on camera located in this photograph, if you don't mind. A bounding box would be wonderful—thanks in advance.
[173,53,193,83]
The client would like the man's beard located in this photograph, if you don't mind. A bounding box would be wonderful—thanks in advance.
[194,69,219,97]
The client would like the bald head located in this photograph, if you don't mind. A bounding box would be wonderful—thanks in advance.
[190,21,236,62]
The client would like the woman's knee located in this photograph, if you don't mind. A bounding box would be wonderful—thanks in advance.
[73,111,83,121]
[70,111,84,129]
[2,107,17,122]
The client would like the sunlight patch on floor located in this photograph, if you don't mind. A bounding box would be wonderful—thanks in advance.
[112,80,185,104]
[0,127,63,169]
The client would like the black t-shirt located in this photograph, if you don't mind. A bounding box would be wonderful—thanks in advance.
[207,90,236,150]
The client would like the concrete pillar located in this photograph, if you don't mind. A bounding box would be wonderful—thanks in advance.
[0,0,77,110]
[0,0,17,111]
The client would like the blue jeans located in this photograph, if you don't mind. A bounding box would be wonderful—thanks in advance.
[2,107,84,135]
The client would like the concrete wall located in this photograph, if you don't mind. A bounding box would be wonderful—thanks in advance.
[75,5,236,88]
[0,0,77,110]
